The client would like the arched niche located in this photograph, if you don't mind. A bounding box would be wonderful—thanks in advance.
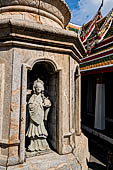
[25,61,60,153]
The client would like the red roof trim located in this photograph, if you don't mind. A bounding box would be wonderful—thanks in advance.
[83,24,96,42]
[81,48,113,63]
[81,65,113,76]
[94,36,113,49]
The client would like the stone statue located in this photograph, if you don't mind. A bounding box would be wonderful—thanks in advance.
[26,78,51,152]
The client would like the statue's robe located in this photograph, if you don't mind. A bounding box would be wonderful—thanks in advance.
[26,93,51,151]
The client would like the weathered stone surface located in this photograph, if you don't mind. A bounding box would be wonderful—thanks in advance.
[74,133,90,170]
[0,26,88,169]
[0,1,88,169]
[0,0,71,28]
[0,64,5,140]
[7,152,82,170]
[0,166,6,170]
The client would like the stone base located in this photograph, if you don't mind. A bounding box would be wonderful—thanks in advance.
[6,151,83,170]
[0,133,89,170]
[74,133,90,170]
[25,149,52,158]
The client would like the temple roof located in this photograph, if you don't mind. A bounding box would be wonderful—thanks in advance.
[80,8,113,75]
[78,1,113,74]
[79,7,113,55]
[67,1,113,72]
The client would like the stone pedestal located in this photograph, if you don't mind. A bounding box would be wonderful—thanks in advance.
[7,151,86,170]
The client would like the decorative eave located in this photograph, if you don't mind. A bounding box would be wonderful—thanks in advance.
[81,36,113,63]
[80,36,113,73]
[0,18,85,62]
[79,11,102,43]
[81,64,113,76]
[97,9,113,41]
[81,8,113,55]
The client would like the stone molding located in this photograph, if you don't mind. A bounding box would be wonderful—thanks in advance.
[0,64,5,141]
[0,18,75,37]
[0,139,20,145]
[0,0,71,28]
[0,19,85,61]
[26,58,61,71]
[0,6,63,28]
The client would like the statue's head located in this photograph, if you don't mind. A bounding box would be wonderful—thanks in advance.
[33,78,44,94]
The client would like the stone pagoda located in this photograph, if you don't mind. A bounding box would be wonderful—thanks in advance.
[0,0,89,169]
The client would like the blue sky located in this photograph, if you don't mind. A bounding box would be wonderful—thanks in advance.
[65,0,113,26]
[66,0,79,10]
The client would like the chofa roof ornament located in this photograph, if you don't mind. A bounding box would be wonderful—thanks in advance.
[98,0,104,13]
[79,0,104,43]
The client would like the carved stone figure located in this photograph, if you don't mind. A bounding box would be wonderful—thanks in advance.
[26,79,51,152]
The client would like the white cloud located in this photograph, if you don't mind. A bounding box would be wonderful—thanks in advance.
[102,0,113,15]
[71,0,113,26]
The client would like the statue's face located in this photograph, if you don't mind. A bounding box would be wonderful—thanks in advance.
[35,83,44,94]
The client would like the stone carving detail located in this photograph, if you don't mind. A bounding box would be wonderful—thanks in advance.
[26,78,51,152]
[0,0,39,7]
[0,0,70,27]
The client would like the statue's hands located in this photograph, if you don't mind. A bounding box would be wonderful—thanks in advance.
[29,102,39,112]
[43,97,51,108]
[29,103,34,111]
